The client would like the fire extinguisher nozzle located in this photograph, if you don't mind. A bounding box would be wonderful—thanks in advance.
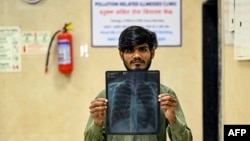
[45,68,48,73]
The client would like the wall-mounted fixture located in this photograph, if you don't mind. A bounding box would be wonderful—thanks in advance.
[23,0,41,4]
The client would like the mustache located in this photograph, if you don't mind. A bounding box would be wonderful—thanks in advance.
[130,59,145,63]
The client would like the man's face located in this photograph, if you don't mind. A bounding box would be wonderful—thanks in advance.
[119,43,155,71]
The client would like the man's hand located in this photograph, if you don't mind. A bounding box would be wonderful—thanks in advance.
[89,98,108,126]
[158,93,177,125]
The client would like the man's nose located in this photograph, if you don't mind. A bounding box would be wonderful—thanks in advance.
[133,50,141,58]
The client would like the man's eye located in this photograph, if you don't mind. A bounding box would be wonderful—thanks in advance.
[140,48,147,52]
[124,49,133,53]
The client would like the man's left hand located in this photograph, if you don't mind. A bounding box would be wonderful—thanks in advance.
[158,93,177,125]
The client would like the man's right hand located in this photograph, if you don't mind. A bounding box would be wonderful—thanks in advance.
[89,98,108,126]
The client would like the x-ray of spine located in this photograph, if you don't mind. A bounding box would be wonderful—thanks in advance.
[107,71,160,134]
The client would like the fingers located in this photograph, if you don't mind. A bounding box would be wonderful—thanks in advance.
[158,93,177,110]
[158,93,176,102]
[90,98,108,108]
[89,98,108,114]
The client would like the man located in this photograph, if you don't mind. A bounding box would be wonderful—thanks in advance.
[84,25,193,141]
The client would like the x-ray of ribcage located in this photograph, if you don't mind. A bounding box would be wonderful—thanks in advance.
[106,71,160,135]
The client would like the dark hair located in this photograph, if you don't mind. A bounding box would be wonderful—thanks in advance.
[118,26,158,51]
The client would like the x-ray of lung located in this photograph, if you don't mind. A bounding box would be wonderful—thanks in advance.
[105,70,160,135]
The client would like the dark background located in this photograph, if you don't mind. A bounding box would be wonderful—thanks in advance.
[202,0,219,141]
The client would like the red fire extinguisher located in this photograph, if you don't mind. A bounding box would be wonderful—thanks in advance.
[45,23,73,73]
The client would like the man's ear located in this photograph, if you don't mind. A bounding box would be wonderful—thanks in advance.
[151,49,155,59]
[119,51,124,60]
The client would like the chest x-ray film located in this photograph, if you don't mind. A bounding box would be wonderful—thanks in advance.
[105,70,160,135]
